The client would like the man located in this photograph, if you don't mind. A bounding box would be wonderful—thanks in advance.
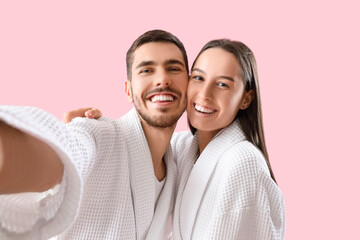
[0,29,189,239]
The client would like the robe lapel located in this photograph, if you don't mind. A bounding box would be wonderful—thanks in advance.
[121,109,155,240]
[173,134,198,239]
[146,145,176,239]
[179,120,246,239]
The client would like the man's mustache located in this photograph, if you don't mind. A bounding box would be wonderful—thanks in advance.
[144,87,182,98]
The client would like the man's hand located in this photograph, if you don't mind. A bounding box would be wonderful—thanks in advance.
[0,121,64,194]
[63,107,102,123]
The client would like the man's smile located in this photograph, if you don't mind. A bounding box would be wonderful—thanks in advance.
[147,93,176,102]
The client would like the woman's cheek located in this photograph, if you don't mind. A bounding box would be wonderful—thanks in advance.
[187,83,197,102]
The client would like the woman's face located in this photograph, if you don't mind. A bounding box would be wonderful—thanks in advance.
[187,47,253,134]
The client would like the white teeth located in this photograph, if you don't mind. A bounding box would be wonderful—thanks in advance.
[195,104,215,114]
[151,95,174,102]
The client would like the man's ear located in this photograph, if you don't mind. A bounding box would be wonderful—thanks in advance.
[125,81,133,103]
[239,90,255,110]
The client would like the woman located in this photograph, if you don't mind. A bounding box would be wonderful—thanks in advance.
[68,39,286,239]
[171,40,285,239]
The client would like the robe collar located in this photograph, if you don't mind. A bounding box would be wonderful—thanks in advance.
[121,108,176,240]
[178,120,246,239]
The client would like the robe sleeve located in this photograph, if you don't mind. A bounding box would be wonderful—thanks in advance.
[229,145,286,240]
[199,170,285,240]
[247,169,286,240]
[0,105,117,239]
[197,144,286,240]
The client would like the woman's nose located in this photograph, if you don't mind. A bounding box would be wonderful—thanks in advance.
[198,84,212,101]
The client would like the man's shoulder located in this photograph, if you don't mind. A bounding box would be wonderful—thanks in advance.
[171,131,193,145]
[66,117,126,147]
[170,131,195,167]
[68,116,119,129]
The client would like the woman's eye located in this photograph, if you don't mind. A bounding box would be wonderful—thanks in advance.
[192,75,203,81]
[217,82,229,88]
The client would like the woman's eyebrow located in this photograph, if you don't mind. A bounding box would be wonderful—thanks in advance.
[193,68,234,81]
[192,68,206,75]
[217,76,235,82]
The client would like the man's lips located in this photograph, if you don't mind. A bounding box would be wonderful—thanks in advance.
[147,93,177,102]
[194,103,217,114]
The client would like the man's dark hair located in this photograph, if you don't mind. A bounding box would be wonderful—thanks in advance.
[126,29,189,80]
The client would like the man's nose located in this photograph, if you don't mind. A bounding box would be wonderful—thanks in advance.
[155,70,171,87]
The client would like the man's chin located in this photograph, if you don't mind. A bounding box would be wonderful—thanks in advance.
[143,117,178,128]
[136,110,183,129]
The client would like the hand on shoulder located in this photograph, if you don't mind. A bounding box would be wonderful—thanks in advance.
[63,107,102,123]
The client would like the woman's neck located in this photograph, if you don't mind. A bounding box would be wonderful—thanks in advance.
[197,129,221,154]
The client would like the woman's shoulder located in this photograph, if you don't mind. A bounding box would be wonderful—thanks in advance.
[215,141,279,198]
[221,141,268,172]
[219,141,280,193]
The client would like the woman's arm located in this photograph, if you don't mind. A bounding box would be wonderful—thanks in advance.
[63,107,102,123]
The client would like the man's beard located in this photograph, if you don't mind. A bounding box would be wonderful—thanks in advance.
[132,89,186,128]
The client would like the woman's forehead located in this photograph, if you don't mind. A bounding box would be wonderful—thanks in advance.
[192,48,243,78]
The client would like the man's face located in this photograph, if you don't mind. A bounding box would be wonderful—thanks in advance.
[126,42,188,128]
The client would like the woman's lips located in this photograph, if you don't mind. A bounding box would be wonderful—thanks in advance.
[194,103,217,114]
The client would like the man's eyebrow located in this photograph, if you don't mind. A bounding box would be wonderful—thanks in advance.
[135,61,156,69]
[165,59,185,67]
[135,59,184,69]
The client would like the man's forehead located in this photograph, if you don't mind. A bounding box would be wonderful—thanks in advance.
[132,42,184,66]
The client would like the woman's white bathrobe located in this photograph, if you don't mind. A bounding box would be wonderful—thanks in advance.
[0,106,176,240]
[171,120,286,240]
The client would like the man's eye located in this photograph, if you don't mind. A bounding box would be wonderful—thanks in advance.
[168,67,181,72]
[140,69,151,74]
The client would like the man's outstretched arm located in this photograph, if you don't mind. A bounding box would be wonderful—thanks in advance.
[0,121,64,194]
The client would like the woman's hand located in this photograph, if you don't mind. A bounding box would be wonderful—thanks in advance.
[63,107,102,123]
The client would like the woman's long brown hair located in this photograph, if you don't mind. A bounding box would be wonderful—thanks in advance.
[188,39,277,183]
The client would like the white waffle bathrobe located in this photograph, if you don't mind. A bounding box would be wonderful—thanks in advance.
[0,106,176,240]
[171,120,286,240]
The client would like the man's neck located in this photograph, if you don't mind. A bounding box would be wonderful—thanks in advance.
[139,119,175,182]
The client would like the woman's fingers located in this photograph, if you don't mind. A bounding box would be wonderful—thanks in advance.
[84,108,102,119]
[63,107,93,123]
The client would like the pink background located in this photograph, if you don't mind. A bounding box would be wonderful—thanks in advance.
[1,0,359,239]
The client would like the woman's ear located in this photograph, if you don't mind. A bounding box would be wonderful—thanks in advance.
[239,90,254,110]
[125,81,133,103]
